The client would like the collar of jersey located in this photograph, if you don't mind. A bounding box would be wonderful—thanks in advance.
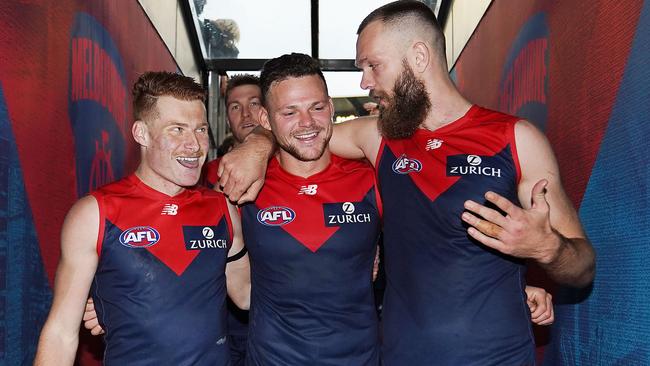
[127,174,195,200]
[415,104,479,138]
[269,155,344,185]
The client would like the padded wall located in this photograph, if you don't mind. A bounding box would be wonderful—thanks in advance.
[0,1,180,364]
[452,0,649,364]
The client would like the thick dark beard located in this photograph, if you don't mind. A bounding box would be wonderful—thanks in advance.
[377,60,431,140]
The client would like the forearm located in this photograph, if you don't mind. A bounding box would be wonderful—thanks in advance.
[243,125,276,158]
[538,232,595,287]
[34,325,78,366]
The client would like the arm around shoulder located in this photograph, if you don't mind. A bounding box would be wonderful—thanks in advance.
[34,195,100,366]
[515,120,595,287]
[331,116,382,165]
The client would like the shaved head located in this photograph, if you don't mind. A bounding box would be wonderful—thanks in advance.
[357,0,447,67]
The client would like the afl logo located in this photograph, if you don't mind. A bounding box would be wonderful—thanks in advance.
[119,226,160,248]
[257,206,296,226]
[392,154,423,174]
[467,155,482,166]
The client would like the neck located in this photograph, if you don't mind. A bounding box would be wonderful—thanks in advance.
[420,74,473,131]
[276,149,332,178]
[135,164,185,197]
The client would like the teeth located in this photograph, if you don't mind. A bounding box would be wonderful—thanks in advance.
[295,132,318,139]
[176,157,199,162]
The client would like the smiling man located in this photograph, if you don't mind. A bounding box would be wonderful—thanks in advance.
[34,71,249,366]
[241,53,383,366]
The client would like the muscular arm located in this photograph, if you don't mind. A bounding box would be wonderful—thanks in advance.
[218,116,382,201]
[462,121,595,287]
[330,116,382,166]
[515,120,595,286]
[224,202,250,310]
[34,196,100,365]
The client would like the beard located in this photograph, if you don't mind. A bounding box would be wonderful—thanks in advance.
[375,60,431,139]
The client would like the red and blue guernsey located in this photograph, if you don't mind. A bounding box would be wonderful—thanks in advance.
[89,174,233,366]
[241,155,382,366]
[377,106,535,365]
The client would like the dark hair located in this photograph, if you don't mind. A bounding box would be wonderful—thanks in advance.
[259,53,328,106]
[225,74,260,102]
[132,71,206,121]
[357,1,445,59]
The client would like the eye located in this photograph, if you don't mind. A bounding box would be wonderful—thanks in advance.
[250,100,260,107]
[197,126,208,134]
[172,126,184,134]
[229,104,240,112]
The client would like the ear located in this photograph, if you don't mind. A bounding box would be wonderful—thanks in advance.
[412,41,430,73]
[258,107,272,131]
[132,120,149,147]
[328,97,335,121]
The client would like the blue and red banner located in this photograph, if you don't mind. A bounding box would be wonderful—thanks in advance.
[453,0,649,364]
[0,1,182,364]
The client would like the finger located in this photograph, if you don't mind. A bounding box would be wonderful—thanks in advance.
[529,299,544,319]
[462,212,504,239]
[237,179,265,204]
[217,164,231,194]
[463,200,508,228]
[466,226,507,253]
[484,191,523,219]
[84,317,99,330]
[530,179,549,209]
[82,310,97,321]
[85,299,94,311]
[222,175,242,201]
[91,325,105,336]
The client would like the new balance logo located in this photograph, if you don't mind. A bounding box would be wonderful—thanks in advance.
[161,204,178,215]
[425,138,443,151]
[298,184,318,195]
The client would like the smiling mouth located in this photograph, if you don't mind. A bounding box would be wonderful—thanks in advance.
[293,131,319,142]
[176,156,201,169]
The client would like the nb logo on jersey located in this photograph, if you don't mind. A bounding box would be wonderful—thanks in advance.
[161,204,178,215]
[257,206,296,226]
[119,226,160,248]
[298,184,318,195]
[447,154,502,178]
[392,154,422,174]
[183,225,228,250]
[425,138,443,151]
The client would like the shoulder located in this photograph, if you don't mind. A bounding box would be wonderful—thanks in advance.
[331,154,374,174]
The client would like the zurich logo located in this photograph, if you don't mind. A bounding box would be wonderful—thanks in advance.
[392,154,423,174]
[257,206,296,226]
[119,226,160,248]
[467,155,482,165]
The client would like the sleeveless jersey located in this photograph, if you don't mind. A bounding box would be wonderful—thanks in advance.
[376,106,535,365]
[241,155,382,366]
[90,174,233,366]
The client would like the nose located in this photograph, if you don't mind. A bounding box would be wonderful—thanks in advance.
[297,109,313,128]
[360,70,374,91]
[185,131,201,152]
[242,105,251,118]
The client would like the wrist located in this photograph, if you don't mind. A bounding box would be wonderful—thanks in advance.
[538,229,565,265]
